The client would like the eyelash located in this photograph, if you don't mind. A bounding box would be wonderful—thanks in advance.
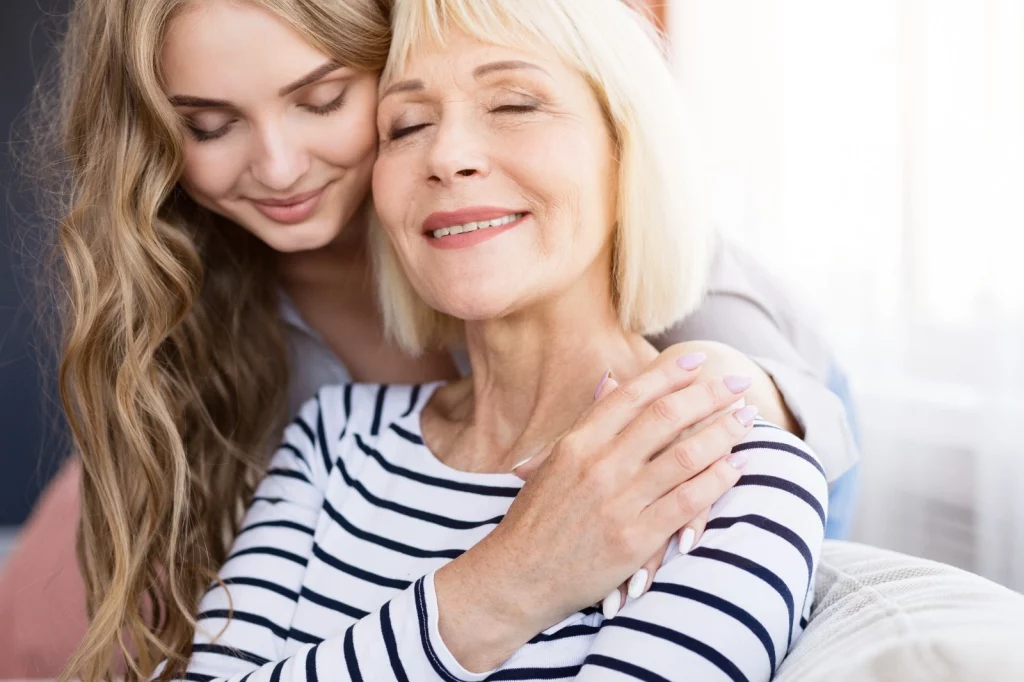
[187,89,348,143]
[389,103,539,140]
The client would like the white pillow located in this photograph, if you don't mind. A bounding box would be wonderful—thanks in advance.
[775,541,1024,682]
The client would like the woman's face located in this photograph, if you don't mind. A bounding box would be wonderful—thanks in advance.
[161,0,378,252]
[372,33,617,322]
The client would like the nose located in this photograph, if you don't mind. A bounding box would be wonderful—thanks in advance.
[249,120,310,191]
[426,114,491,186]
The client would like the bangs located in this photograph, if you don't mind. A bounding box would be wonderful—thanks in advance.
[382,0,592,89]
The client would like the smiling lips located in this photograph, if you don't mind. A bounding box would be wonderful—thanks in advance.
[422,207,528,250]
[250,185,328,224]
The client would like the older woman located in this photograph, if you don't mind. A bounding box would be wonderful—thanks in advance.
[171,0,827,680]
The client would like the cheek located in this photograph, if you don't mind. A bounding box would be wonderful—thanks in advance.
[181,142,246,202]
[371,155,411,234]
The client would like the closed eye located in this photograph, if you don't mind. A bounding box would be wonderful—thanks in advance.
[303,89,348,116]
[390,123,431,140]
[492,104,538,114]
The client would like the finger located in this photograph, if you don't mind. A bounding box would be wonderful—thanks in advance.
[607,375,752,474]
[676,508,709,555]
[511,441,556,480]
[627,540,669,600]
[641,444,750,538]
[634,404,758,503]
[601,585,627,619]
[579,346,709,443]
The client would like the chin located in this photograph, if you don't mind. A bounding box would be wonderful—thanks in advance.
[253,217,344,253]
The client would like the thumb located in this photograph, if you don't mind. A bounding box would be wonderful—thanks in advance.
[511,441,555,480]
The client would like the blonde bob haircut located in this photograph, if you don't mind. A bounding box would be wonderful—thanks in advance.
[373,0,711,353]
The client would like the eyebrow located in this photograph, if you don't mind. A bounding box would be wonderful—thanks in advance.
[167,60,342,108]
[381,60,550,100]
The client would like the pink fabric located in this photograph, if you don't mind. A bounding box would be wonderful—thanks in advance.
[0,458,89,678]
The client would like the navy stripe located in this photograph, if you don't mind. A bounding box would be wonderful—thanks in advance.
[266,467,311,483]
[268,659,286,682]
[380,602,410,682]
[650,583,777,671]
[226,546,308,567]
[736,475,826,527]
[312,542,411,589]
[690,546,796,649]
[181,673,215,682]
[196,610,288,640]
[292,415,317,448]
[486,666,583,680]
[343,384,353,424]
[300,585,369,619]
[731,439,825,478]
[528,622,602,643]
[390,423,424,446]
[355,435,520,497]
[800,615,809,629]
[603,617,749,682]
[323,499,464,559]
[315,396,333,474]
[237,519,315,537]
[288,627,324,644]
[251,496,285,504]
[583,654,670,682]
[402,384,422,418]
[220,577,300,601]
[191,643,270,667]
[278,442,311,473]
[305,643,320,682]
[334,453,504,530]
[371,384,389,437]
[344,626,364,682]
[706,514,814,584]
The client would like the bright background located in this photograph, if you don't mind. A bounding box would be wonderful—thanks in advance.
[666,0,1024,590]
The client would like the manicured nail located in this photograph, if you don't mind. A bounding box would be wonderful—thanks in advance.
[734,405,758,426]
[511,457,533,471]
[627,569,648,599]
[594,370,612,401]
[677,527,696,555]
[677,352,707,371]
[727,450,751,469]
[602,589,621,619]
[724,375,752,394]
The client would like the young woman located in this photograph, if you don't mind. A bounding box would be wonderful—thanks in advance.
[0,0,854,679]
[170,0,826,678]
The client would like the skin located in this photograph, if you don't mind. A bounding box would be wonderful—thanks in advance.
[161,0,793,628]
[371,33,758,670]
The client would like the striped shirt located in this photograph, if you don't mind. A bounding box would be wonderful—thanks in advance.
[177,381,828,682]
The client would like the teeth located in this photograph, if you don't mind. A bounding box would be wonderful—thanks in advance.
[431,213,523,239]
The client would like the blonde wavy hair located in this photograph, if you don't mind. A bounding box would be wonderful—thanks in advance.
[33,1,389,679]
[373,0,711,352]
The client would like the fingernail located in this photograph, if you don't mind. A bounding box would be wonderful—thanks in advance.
[602,589,621,619]
[594,370,612,401]
[678,527,696,555]
[734,405,758,426]
[727,450,750,469]
[511,457,533,471]
[677,352,707,371]
[724,375,752,394]
[627,569,648,599]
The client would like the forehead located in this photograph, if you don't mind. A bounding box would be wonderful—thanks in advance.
[381,31,571,94]
[162,0,328,90]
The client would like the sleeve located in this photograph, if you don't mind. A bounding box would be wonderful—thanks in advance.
[577,423,829,681]
[166,385,473,682]
[651,242,859,482]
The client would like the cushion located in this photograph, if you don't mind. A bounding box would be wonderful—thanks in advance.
[775,540,1024,682]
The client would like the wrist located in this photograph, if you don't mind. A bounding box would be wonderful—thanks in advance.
[433,539,543,672]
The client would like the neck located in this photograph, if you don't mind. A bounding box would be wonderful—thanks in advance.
[277,199,373,294]
[434,262,658,472]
